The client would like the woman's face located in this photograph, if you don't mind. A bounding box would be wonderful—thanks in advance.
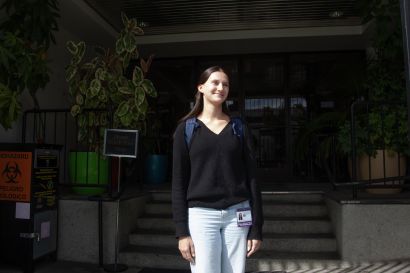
[198,71,229,106]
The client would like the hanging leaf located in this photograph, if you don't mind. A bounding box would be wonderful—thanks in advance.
[140,59,148,74]
[139,98,148,115]
[132,66,143,85]
[90,85,100,97]
[77,41,86,60]
[98,88,107,101]
[90,78,101,92]
[121,12,129,26]
[118,86,132,95]
[134,87,145,105]
[116,37,125,54]
[79,81,87,95]
[76,94,84,105]
[95,68,103,80]
[65,65,77,82]
[66,41,78,55]
[124,33,137,52]
[141,79,157,97]
[70,105,81,117]
[120,113,132,127]
[116,101,129,117]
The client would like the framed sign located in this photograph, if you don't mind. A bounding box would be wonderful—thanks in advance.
[103,129,139,158]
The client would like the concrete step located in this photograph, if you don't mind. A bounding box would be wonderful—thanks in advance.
[263,202,327,217]
[144,201,172,215]
[135,215,333,234]
[130,229,337,252]
[150,192,172,202]
[145,201,328,218]
[149,192,324,204]
[260,237,337,252]
[262,217,333,234]
[119,245,342,272]
[262,192,324,203]
[120,245,188,270]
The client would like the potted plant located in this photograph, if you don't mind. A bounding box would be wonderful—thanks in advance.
[337,0,409,193]
[0,0,59,131]
[65,13,157,194]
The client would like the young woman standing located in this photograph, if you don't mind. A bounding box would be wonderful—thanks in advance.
[172,66,263,273]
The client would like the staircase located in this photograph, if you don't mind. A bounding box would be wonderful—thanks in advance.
[119,191,344,272]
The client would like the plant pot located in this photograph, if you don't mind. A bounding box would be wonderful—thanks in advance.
[144,154,168,184]
[349,150,406,194]
[68,151,109,195]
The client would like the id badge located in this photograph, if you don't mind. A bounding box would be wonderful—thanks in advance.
[236,208,252,227]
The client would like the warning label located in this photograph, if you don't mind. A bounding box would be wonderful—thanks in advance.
[0,151,32,202]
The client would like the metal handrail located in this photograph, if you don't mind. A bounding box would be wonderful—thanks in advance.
[22,108,115,196]
[334,100,410,198]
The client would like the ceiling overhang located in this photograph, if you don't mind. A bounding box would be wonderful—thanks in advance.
[61,0,369,57]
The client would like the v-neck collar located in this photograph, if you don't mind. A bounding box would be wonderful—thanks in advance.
[197,119,230,136]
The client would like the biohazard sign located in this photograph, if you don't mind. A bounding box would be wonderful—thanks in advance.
[0,151,32,202]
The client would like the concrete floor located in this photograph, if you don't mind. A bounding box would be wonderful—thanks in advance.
[3,185,410,273]
[2,260,410,273]
[0,261,142,273]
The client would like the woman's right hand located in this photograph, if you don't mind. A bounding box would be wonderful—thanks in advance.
[178,236,195,263]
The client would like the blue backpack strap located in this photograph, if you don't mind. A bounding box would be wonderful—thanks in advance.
[185,117,200,148]
[231,117,244,141]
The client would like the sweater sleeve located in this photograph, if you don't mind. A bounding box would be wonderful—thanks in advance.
[243,123,264,240]
[171,122,191,238]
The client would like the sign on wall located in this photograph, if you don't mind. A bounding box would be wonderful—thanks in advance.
[0,152,32,202]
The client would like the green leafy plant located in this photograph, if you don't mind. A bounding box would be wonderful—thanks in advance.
[338,0,409,157]
[0,0,59,130]
[338,104,410,156]
[65,13,157,151]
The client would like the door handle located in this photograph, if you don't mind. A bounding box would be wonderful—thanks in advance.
[20,232,40,242]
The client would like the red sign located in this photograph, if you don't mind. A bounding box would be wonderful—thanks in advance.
[0,151,32,202]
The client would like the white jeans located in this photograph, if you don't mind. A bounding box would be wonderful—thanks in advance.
[188,201,250,273]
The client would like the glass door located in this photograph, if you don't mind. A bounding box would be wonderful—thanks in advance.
[242,55,292,181]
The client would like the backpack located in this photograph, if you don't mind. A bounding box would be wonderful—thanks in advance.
[184,117,244,148]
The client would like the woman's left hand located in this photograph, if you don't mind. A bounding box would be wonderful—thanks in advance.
[247,239,262,257]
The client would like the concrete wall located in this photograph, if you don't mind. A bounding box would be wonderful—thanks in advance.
[58,194,149,264]
[326,198,410,262]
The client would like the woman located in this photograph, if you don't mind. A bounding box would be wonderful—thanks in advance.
[172,66,263,273]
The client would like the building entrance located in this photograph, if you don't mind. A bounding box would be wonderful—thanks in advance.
[149,51,365,184]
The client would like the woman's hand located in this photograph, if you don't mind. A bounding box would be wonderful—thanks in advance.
[178,236,196,263]
[247,239,262,257]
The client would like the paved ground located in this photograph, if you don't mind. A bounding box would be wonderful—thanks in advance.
[2,260,410,273]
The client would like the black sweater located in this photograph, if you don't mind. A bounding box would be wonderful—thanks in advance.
[172,118,263,240]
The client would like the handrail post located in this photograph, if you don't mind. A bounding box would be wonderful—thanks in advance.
[350,102,358,199]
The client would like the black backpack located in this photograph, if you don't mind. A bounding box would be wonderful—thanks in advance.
[184,117,244,148]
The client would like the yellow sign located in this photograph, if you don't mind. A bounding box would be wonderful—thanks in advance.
[0,151,32,202]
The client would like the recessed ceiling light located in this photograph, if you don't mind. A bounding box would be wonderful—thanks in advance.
[138,21,149,28]
[329,11,344,18]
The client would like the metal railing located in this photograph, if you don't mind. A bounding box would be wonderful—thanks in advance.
[22,108,116,196]
[333,100,410,198]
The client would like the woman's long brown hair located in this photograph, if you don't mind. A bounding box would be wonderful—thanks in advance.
[179,66,230,123]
